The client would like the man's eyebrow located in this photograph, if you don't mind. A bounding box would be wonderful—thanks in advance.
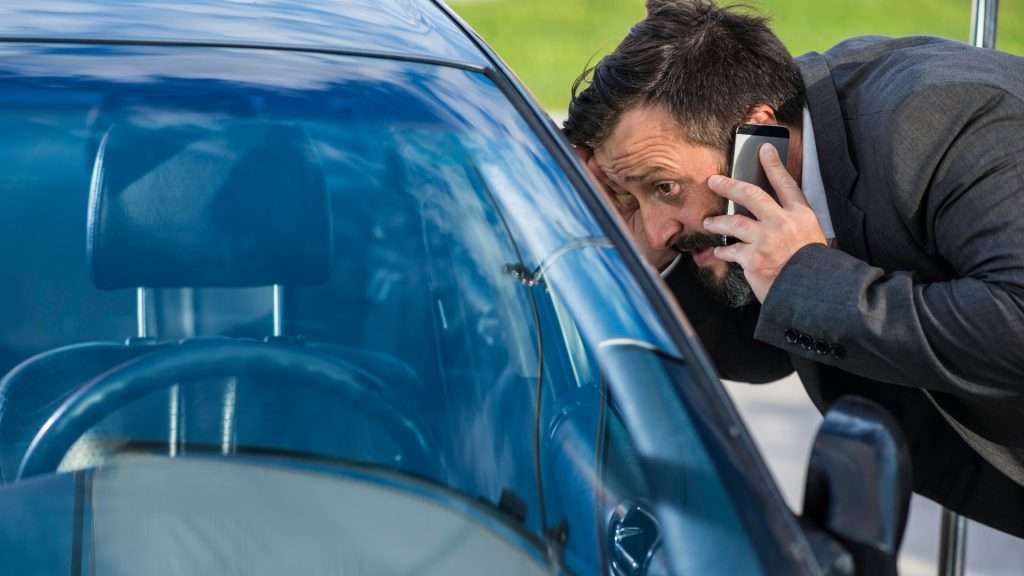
[624,169,700,188]
[624,168,668,183]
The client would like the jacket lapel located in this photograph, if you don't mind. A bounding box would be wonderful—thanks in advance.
[797,52,868,261]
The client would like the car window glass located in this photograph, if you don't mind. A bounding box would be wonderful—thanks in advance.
[0,47,567,535]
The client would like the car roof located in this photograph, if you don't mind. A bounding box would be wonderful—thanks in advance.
[0,0,489,68]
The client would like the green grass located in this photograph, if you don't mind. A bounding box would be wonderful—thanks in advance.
[449,0,1024,111]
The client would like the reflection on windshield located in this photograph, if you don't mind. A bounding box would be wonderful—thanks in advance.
[0,0,486,66]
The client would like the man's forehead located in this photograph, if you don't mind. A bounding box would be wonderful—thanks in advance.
[601,105,686,153]
[594,119,726,187]
[594,105,689,177]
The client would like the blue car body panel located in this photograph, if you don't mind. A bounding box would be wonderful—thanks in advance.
[0,0,488,68]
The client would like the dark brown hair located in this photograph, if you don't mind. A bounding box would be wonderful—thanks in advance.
[563,0,803,154]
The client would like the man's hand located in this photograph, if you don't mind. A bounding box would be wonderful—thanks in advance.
[702,144,827,302]
[574,146,677,269]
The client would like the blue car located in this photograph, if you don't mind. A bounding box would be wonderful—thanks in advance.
[0,1,912,574]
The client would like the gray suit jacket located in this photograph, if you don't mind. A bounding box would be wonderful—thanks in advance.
[669,36,1024,536]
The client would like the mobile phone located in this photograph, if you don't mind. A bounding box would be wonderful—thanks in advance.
[724,123,789,244]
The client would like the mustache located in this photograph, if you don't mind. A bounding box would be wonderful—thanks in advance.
[671,232,725,253]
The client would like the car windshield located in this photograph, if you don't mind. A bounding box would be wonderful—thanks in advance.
[0,43,574,540]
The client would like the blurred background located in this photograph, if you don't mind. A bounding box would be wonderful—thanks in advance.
[450,1,1024,575]
[451,0,1023,113]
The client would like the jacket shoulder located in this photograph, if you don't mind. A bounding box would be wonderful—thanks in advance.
[812,36,1024,115]
[799,36,1024,250]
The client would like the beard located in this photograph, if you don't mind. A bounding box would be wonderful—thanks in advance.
[690,259,753,308]
[672,232,754,308]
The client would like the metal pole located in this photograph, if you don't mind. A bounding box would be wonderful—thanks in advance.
[139,286,182,456]
[135,287,149,338]
[970,0,999,49]
[180,287,196,338]
[936,4,999,573]
[939,510,968,576]
[272,284,284,337]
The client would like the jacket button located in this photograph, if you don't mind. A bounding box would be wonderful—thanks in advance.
[785,329,799,344]
[814,340,831,356]
[798,334,814,351]
[831,344,846,359]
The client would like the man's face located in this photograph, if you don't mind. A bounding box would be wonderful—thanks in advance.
[591,104,752,306]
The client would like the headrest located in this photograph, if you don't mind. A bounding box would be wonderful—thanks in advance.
[87,122,332,290]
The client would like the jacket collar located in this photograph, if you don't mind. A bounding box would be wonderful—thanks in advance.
[796,52,866,259]
[797,52,858,200]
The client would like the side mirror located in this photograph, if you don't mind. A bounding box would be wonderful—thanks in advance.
[802,396,912,576]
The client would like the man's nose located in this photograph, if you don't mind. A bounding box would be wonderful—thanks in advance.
[639,201,681,251]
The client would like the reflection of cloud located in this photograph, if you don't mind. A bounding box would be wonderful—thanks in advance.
[126,108,231,130]
[0,32,605,272]
[0,0,485,66]
[0,45,412,92]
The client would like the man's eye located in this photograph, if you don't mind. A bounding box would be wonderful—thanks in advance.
[654,181,679,199]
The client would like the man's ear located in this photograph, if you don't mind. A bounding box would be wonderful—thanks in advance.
[745,103,778,125]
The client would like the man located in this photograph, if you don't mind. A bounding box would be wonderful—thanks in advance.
[563,0,1024,536]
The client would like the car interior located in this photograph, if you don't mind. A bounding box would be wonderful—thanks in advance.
[0,62,697,575]
[0,83,543,534]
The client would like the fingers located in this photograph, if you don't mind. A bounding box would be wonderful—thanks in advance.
[708,144,811,218]
[759,144,809,209]
[703,213,758,244]
[711,241,747,265]
[707,174,777,221]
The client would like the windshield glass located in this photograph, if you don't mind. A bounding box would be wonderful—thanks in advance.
[0,45,584,541]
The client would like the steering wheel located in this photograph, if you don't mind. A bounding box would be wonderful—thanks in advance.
[17,339,436,480]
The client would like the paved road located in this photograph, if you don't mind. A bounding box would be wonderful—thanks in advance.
[724,376,1024,576]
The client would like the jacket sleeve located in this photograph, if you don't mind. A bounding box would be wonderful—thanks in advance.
[664,263,793,384]
[755,87,1024,398]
